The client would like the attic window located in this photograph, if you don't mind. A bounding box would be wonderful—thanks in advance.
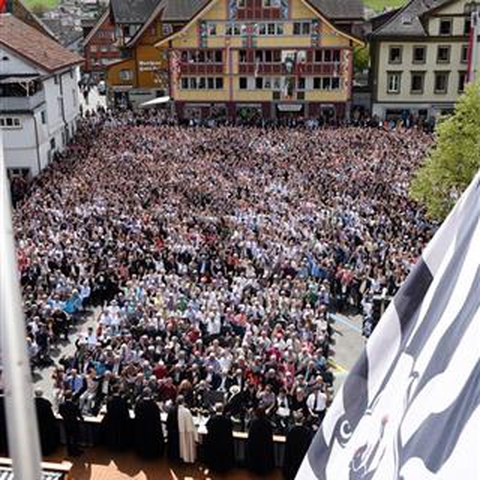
[401,14,413,25]
[439,18,452,35]
[2,56,9,61]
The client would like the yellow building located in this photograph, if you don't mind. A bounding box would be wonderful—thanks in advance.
[155,0,364,121]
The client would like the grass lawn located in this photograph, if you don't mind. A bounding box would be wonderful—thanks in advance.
[365,0,407,12]
[23,0,59,10]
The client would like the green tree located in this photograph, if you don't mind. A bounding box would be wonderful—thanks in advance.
[411,80,480,220]
[353,45,370,75]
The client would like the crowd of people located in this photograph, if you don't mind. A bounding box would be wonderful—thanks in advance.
[10,109,436,475]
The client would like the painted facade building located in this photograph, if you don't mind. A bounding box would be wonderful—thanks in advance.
[157,0,363,121]
[83,10,122,80]
[370,0,480,121]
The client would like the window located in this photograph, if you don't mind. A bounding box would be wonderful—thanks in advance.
[324,49,332,62]
[332,50,340,63]
[413,46,426,63]
[50,138,56,150]
[163,23,173,35]
[410,72,425,93]
[207,77,215,89]
[458,71,467,92]
[313,77,321,89]
[255,77,263,89]
[226,23,241,36]
[297,77,305,90]
[208,23,217,36]
[322,77,331,90]
[41,111,46,124]
[181,78,189,89]
[314,50,322,62]
[119,69,133,81]
[434,72,449,93]
[198,77,206,89]
[258,22,283,35]
[264,77,272,89]
[437,45,450,63]
[265,50,272,63]
[237,0,245,6]
[0,117,22,129]
[293,22,310,35]
[239,77,248,89]
[332,77,340,90]
[464,18,471,35]
[461,45,469,63]
[387,72,401,93]
[273,77,281,90]
[215,77,223,89]
[389,46,402,64]
[239,50,247,63]
[439,18,452,35]
[215,50,222,63]
[190,77,198,89]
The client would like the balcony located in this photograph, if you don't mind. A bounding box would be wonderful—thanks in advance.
[0,90,46,112]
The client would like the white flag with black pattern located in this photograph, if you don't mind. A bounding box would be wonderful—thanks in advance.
[296,170,480,480]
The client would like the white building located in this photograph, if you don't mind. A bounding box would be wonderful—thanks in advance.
[0,13,83,178]
[370,0,480,121]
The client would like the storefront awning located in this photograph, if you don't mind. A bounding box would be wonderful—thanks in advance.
[277,104,303,112]
[140,96,171,108]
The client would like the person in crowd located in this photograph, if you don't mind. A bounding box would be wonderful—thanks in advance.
[166,402,180,462]
[246,407,275,475]
[101,387,131,451]
[204,403,234,473]
[34,389,60,456]
[133,389,164,459]
[283,412,314,480]
[59,391,83,457]
[306,376,329,426]
[177,395,197,464]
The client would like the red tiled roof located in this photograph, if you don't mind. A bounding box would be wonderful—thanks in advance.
[0,14,83,73]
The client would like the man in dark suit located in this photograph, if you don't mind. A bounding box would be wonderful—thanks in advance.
[204,403,234,473]
[59,390,84,456]
[35,389,60,456]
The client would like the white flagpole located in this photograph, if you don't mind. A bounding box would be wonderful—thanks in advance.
[0,134,42,478]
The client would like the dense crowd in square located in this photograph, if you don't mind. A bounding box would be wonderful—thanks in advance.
[6,110,436,475]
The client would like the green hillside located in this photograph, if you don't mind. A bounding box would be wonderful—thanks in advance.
[365,0,407,12]
[23,0,59,10]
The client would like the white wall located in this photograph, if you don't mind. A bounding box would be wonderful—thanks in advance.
[1,51,81,176]
[0,46,41,75]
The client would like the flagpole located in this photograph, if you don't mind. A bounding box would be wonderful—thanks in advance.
[0,134,42,478]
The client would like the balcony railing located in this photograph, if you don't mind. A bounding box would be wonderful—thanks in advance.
[0,90,46,112]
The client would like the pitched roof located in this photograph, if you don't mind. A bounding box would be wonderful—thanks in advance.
[9,0,56,39]
[162,0,211,21]
[110,0,159,24]
[0,14,84,73]
[370,0,452,38]
[126,0,212,47]
[83,9,110,46]
[308,0,364,20]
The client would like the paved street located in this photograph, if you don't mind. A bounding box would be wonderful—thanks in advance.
[80,86,107,114]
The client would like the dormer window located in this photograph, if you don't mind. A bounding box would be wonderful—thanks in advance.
[439,18,452,35]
